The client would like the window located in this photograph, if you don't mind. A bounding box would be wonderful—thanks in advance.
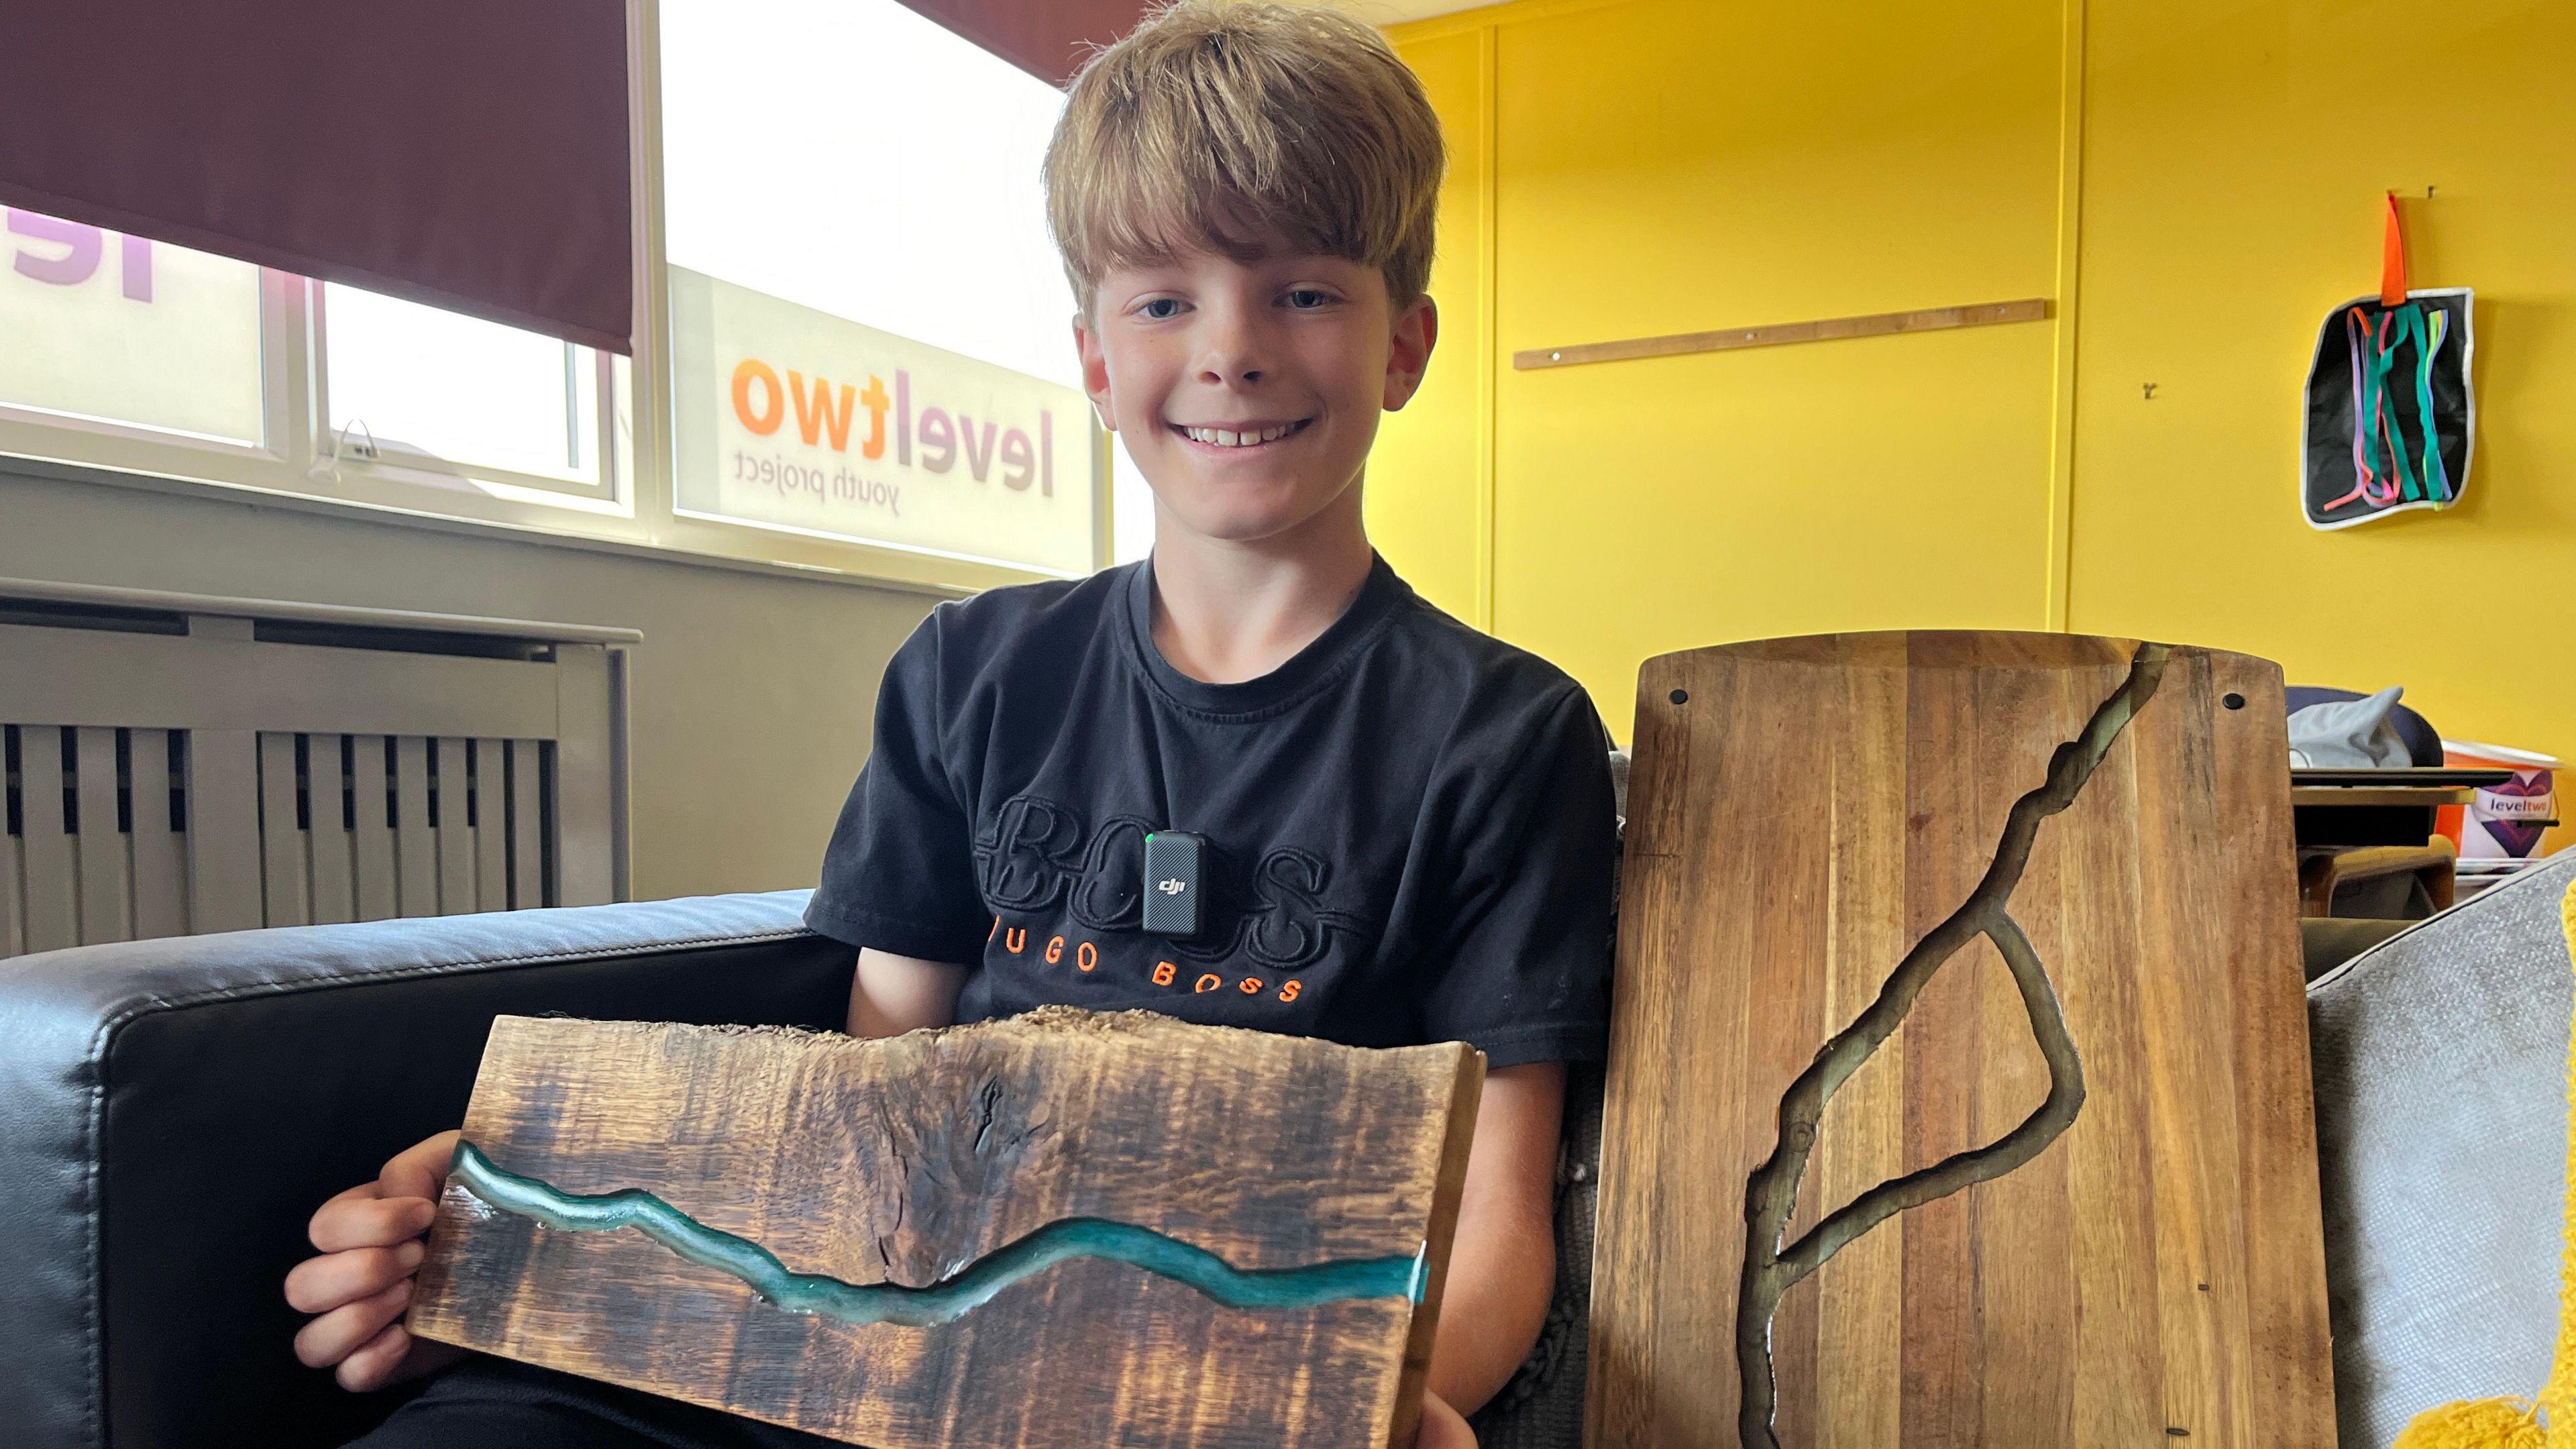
[658,0,1102,577]
[0,203,619,515]
[0,0,1115,590]
[319,283,608,494]
[0,208,265,446]
[659,0,1075,392]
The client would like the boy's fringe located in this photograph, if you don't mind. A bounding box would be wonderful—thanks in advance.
[1045,1,1446,311]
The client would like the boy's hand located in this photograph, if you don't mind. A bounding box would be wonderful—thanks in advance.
[284,1129,468,1391]
[1418,1390,1477,1449]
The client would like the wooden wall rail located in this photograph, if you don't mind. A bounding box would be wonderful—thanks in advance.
[1514,297,2051,370]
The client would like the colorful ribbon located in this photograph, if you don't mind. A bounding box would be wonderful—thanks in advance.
[2325,299,2451,515]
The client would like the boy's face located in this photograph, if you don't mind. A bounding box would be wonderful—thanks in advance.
[1075,232,1436,548]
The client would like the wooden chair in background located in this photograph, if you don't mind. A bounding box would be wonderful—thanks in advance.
[2300,837,2457,919]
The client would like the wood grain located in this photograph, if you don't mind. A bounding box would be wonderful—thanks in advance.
[412,1009,1483,1449]
[1585,631,2332,1449]
[1511,299,2049,370]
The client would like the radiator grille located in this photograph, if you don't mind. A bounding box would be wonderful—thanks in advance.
[0,581,627,960]
[3,724,555,958]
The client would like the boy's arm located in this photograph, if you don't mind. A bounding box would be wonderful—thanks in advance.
[289,947,969,1391]
[1428,1061,1566,1417]
[849,945,971,1036]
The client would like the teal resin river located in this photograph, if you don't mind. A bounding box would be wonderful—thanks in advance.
[449,1139,1429,1329]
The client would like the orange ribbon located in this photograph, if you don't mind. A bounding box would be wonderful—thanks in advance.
[2381,191,2410,309]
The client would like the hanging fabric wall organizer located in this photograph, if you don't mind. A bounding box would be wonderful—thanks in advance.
[2300,193,2475,530]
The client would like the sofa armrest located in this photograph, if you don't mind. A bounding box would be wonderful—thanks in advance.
[0,891,853,1449]
[2306,853,2576,1445]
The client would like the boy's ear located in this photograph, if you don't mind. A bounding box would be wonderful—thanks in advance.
[1382,294,1439,413]
[1073,313,1116,431]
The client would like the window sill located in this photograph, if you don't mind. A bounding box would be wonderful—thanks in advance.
[0,449,1057,600]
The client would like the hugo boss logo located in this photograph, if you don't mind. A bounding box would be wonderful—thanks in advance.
[987,916,1306,1006]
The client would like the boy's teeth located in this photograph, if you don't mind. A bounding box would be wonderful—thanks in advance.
[1185,423,1297,447]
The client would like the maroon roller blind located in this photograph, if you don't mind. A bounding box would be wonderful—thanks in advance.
[896,0,1151,86]
[0,1,633,353]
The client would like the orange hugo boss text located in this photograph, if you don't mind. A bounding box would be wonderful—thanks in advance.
[993,921,1305,1005]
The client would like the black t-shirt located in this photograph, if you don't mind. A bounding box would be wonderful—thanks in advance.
[804,555,1615,1069]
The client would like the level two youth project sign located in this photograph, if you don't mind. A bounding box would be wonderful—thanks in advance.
[669,268,1096,575]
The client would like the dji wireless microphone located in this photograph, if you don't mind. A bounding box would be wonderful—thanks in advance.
[1141,830,1205,938]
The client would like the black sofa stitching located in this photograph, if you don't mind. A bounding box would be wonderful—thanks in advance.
[72,922,822,1444]
[77,1026,103,1449]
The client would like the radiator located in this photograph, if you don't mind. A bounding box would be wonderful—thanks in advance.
[0,579,633,959]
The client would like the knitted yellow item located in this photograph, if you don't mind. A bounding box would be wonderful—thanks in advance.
[2392,880,2576,1449]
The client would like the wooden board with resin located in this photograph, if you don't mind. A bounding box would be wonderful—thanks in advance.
[411,1008,1483,1449]
[1587,632,2333,1449]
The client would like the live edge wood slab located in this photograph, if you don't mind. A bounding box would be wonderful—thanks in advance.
[409,1008,1484,1449]
[1588,633,2334,1449]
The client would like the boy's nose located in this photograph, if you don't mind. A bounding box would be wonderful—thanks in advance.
[1193,311,1270,386]
[1195,352,1265,386]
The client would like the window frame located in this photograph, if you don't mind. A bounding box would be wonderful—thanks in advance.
[0,0,1111,598]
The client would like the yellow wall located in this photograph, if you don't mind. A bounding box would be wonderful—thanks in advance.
[2068,0,2574,797]
[1373,0,2072,723]
[1372,0,2575,847]
[1362,25,1488,621]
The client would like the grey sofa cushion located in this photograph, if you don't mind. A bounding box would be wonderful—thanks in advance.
[2308,852,2576,1446]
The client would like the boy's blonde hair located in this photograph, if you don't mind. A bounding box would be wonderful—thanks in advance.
[1045,1,1445,313]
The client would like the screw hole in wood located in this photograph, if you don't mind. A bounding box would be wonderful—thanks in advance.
[1670,689,1689,705]
[2222,692,2245,710]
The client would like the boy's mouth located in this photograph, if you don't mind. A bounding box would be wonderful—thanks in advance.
[1170,418,1313,451]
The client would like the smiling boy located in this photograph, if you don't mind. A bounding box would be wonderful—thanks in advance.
[286,7,1616,1447]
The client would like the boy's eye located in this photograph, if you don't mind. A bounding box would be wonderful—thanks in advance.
[1138,297,1185,320]
[1283,288,1336,310]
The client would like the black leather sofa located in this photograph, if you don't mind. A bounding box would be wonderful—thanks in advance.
[0,892,1601,1449]
[1,893,854,1449]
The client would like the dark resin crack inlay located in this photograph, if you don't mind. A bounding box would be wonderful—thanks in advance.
[1733,641,2172,1449]
[449,1139,1428,1329]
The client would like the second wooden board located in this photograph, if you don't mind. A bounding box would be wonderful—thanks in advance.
[1587,632,2333,1448]
[411,1008,1483,1449]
